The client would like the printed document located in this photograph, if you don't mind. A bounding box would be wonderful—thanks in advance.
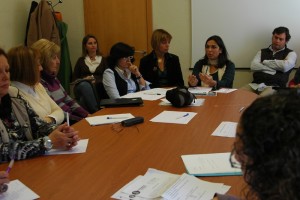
[181,153,242,176]
[0,179,39,200]
[211,121,238,138]
[85,113,134,126]
[159,98,205,107]
[46,139,89,155]
[111,168,230,200]
[122,88,169,101]
[150,111,197,124]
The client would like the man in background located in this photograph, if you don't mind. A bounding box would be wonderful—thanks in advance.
[245,26,297,96]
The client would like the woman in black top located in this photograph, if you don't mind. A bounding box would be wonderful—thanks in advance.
[139,29,184,88]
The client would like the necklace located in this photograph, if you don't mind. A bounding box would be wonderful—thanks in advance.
[158,58,163,63]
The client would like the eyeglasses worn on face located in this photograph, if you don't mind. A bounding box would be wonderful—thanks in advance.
[123,56,134,61]
[229,148,242,169]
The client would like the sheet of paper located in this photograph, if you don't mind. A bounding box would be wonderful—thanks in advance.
[159,98,205,107]
[121,88,169,101]
[215,88,237,93]
[112,168,232,200]
[0,179,39,200]
[45,139,89,155]
[150,111,197,124]
[85,113,134,126]
[162,173,224,200]
[181,153,242,176]
[211,121,238,138]
[188,87,212,95]
[111,176,162,200]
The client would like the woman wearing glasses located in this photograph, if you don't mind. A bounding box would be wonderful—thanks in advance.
[216,92,300,200]
[102,42,150,99]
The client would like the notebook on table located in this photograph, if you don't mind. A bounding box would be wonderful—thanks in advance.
[99,97,143,107]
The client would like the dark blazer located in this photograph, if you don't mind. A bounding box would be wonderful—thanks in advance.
[139,51,184,88]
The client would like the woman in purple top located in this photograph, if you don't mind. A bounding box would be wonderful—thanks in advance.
[32,39,90,125]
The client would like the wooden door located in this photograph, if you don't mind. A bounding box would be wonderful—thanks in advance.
[83,0,152,64]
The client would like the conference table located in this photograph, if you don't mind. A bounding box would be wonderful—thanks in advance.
[1,89,257,200]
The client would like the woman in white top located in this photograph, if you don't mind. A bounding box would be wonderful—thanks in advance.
[73,34,108,113]
[8,45,64,124]
[102,42,150,99]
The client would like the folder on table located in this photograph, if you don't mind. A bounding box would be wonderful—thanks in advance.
[181,152,242,176]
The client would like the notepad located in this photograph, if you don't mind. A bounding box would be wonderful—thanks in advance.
[181,153,242,176]
[85,113,135,126]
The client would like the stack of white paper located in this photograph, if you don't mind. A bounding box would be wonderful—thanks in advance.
[159,98,205,107]
[111,168,231,200]
[181,153,242,176]
[122,88,170,101]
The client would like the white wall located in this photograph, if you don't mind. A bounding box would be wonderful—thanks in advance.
[0,0,295,88]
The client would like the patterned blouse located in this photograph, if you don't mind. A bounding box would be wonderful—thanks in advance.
[0,93,55,163]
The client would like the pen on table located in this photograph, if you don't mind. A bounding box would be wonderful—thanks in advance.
[107,117,129,119]
[6,159,14,174]
[66,112,70,126]
[239,107,245,113]
[144,93,161,95]
[176,113,189,119]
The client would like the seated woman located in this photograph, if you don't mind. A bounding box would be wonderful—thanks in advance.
[8,45,64,125]
[0,48,79,163]
[102,42,150,99]
[139,29,184,88]
[188,35,235,90]
[216,92,300,200]
[73,34,108,113]
[32,39,90,125]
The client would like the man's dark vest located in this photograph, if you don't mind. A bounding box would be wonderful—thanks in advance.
[253,47,293,87]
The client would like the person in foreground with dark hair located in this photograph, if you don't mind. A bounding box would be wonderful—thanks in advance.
[188,35,235,90]
[102,42,150,99]
[245,26,297,96]
[216,91,300,200]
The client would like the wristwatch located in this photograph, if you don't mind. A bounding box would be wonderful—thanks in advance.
[43,136,53,151]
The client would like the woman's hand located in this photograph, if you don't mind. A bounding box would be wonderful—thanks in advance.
[188,74,198,86]
[48,123,80,150]
[0,171,9,193]
[199,73,216,87]
[128,64,141,77]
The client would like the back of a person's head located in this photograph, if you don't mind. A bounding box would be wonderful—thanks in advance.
[8,45,39,86]
[151,29,172,50]
[31,39,60,68]
[238,91,300,200]
[108,42,134,67]
[273,26,291,42]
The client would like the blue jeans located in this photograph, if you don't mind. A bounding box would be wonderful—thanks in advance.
[74,81,99,113]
